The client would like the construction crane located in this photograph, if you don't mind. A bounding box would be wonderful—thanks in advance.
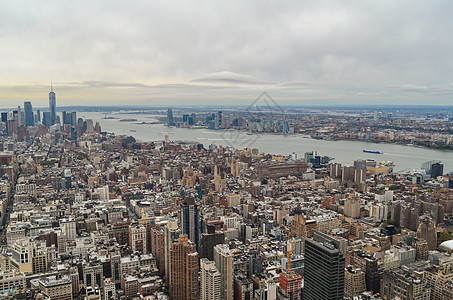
[286,241,296,271]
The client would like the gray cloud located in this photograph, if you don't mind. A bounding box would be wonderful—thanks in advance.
[394,84,453,96]
[0,1,452,106]
[191,71,273,85]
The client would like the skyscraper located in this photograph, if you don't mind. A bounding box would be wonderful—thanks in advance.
[150,225,165,276]
[214,244,233,300]
[17,106,21,127]
[85,119,94,133]
[200,225,225,261]
[36,110,41,123]
[217,111,223,129]
[62,111,68,125]
[304,232,345,300]
[167,108,174,126]
[64,169,72,190]
[200,258,222,300]
[24,102,34,126]
[43,112,52,128]
[169,235,199,300]
[70,112,77,126]
[164,219,181,284]
[180,197,200,250]
[49,84,56,125]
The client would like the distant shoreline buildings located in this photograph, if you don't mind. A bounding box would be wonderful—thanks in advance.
[165,106,453,152]
[0,86,101,141]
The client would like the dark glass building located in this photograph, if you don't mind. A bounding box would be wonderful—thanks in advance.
[430,162,444,178]
[24,101,34,126]
[167,108,174,126]
[199,225,224,261]
[180,197,200,251]
[43,111,52,128]
[304,232,345,300]
[49,85,56,125]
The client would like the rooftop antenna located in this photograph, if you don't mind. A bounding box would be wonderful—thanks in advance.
[51,82,53,92]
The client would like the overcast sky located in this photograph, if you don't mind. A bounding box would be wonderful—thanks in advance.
[1,1,452,107]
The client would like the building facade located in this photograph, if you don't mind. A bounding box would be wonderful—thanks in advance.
[304,236,345,300]
[214,244,233,300]
[169,235,199,300]
[200,258,221,300]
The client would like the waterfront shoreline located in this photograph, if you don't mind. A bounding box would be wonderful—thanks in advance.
[82,111,453,173]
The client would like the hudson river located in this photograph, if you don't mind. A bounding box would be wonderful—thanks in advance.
[81,112,453,173]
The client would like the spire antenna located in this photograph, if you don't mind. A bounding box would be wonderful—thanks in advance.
[51,82,53,92]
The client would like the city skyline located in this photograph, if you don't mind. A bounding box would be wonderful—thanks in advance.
[0,81,452,299]
[1,2,453,299]
[1,1,453,106]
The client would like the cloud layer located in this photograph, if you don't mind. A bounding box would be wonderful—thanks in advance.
[1,1,452,106]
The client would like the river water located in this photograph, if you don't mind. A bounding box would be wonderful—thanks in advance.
[81,112,453,173]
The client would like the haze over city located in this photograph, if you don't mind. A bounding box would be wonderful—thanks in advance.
[1,1,453,106]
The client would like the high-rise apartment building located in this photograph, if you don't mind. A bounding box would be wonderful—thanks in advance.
[329,163,342,178]
[354,168,366,183]
[164,219,180,284]
[200,258,222,300]
[304,234,345,300]
[342,165,355,182]
[214,244,233,300]
[169,235,199,300]
[150,224,165,276]
[6,119,17,136]
[49,84,56,125]
[344,195,361,218]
